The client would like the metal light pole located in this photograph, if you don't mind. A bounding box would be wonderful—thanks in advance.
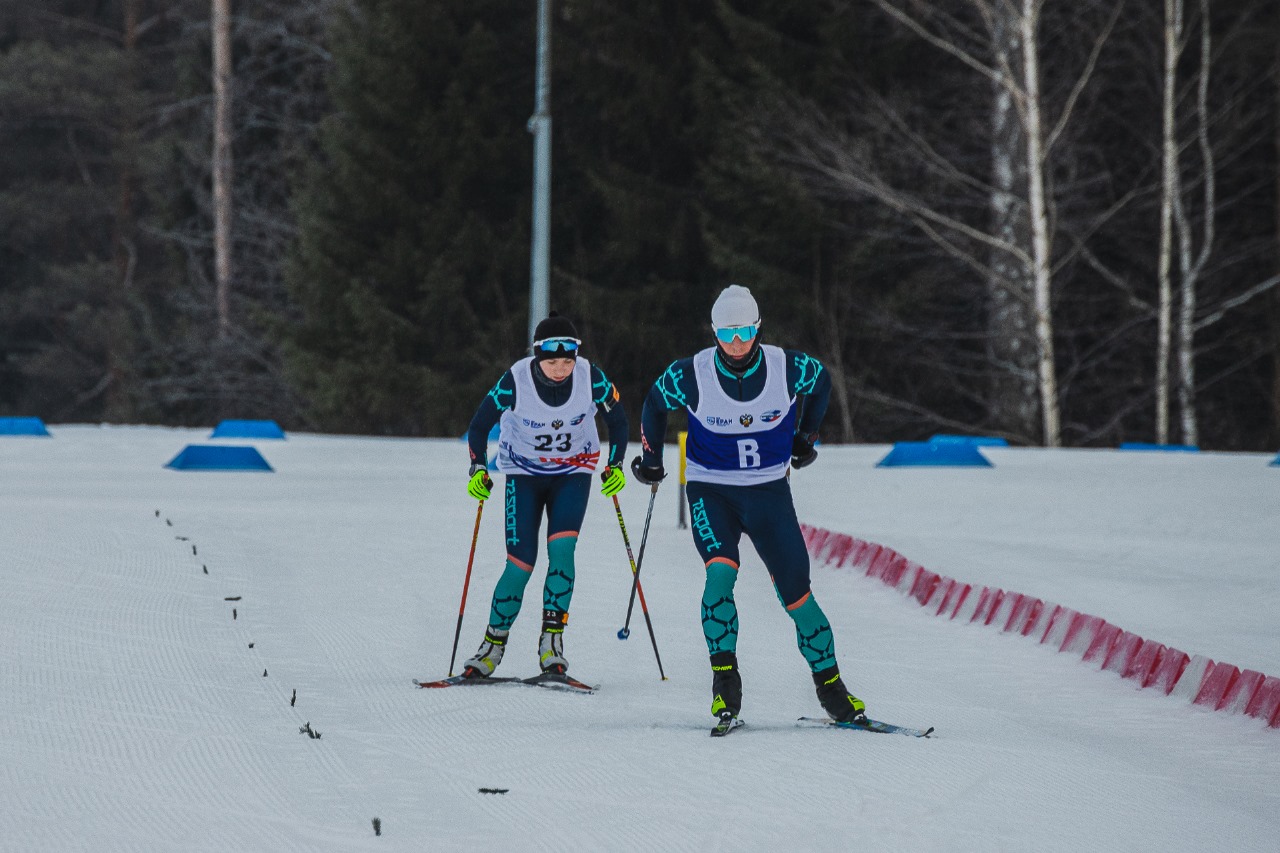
[527,0,552,345]
[212,0,233,340]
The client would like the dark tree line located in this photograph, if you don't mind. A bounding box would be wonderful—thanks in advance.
[2,0,1277,449]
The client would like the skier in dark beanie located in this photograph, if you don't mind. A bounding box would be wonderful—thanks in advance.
[460,313,628,679]
[632,284,867,731]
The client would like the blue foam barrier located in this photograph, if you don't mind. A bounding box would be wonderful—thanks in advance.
[0,416,51,436]
[877,441,993,468]
[165,445,273,471]
[1118,442,1199,452]
[211,419,286,439]
[929,434,1009,448]
[1270,453,1279,467]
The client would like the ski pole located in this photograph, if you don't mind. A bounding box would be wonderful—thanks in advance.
[447,498,486,676]
[618,483,658,639]
[610,487,666,679]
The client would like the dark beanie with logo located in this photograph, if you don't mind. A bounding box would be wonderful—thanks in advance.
[532,312,580,362]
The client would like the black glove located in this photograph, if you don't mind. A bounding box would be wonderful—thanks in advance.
[791,433,818,469]
[630,455,667,485]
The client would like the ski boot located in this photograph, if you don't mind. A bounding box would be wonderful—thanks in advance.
[710,651,742,726]
[538,609,569,674]
[812,665,867,723]
[461,627,509,678]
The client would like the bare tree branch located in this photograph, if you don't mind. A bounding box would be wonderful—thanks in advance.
[1194,275,1280,331]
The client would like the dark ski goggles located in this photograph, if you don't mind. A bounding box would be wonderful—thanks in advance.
[714,323,759,344]
[534,336,581,353]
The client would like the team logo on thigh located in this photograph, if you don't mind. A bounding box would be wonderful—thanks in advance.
[739,414,753,428]
[690,498,722,552]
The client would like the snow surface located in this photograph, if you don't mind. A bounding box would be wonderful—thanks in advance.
[1,426,1277,852]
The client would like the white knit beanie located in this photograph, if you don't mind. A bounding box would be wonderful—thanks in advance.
[710,284,760,328]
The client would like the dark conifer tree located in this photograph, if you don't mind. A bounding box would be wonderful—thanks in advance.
[552,0,721,421]
[287,0,535,434]
[0,1,194,422]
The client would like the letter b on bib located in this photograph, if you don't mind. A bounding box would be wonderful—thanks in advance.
[737,438,761,469]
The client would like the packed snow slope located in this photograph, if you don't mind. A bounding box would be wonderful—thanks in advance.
[1,426,1276,852]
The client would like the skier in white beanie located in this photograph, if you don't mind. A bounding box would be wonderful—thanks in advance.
[632,284,869,735]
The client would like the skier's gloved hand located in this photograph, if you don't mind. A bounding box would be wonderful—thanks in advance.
[791,433,818,469]
[600,465,626,497]
[467,463,493,501]
[630,455,667,486]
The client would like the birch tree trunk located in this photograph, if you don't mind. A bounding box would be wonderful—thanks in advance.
[1019,0,1060,446]
[1175,0,1214,447]
[1156,0,1181,445]
[1159,0,1215,447]
[212,0,233,340]
[988,9,1040,441]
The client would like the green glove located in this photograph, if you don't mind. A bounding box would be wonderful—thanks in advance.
[467,464,493,501]
[599,465,626,497]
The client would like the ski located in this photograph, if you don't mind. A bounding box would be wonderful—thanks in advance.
[521,671,597,693]
[797,716,934,738]
[710,712,744,737]
[414,672,596,694]
[414,674,524,688]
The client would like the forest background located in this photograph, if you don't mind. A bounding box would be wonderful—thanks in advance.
[2,0,1277,450]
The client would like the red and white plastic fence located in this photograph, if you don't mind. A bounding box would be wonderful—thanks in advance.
[801,524,1280,730]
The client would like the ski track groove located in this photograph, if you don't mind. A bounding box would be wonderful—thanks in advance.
[3,487,375,850]
[156,525,392,836]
